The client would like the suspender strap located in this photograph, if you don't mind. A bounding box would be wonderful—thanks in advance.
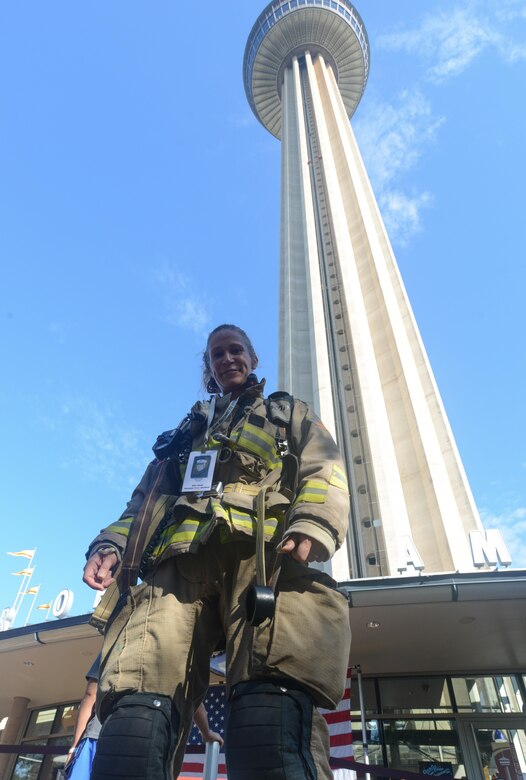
[89,462,171,633]
[120,460,169,591]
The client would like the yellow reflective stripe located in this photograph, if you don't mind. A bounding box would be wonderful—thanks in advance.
[229,508,281,538]
[150,516,203,556]
[236,423,281,469]
[295,479,328,505]
[329,464,348,491]
[229,509,255,534]
[106,517,134,538]
[210,499,229,522]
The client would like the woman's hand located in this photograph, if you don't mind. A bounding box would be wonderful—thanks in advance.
[194,703,224,746]
[278,533,326,564]
[83,551,118,590]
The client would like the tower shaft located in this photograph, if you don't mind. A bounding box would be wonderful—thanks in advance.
[278,52,482,580]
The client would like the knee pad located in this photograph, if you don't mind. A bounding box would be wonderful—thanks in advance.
[226,680,317,780]
[90,693,179,780]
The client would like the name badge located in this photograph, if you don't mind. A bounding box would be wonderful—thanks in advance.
[182,450,218,493]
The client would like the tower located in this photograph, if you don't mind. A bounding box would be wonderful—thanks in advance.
[244,0,484,581]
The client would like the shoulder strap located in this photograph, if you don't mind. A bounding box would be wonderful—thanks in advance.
[265,391,294,457]
[89,462,172,634]
[265,391,294,428]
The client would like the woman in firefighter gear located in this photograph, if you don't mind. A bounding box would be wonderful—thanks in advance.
[83,324,351,780]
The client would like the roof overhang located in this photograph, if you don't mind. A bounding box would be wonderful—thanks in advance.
[341,569,526,676]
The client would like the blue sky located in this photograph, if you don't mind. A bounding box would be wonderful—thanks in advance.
[1,0,525,623]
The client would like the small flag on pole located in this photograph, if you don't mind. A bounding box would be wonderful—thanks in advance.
[23,586,40,595]
[7,550,35,559]
[11,568,34,576]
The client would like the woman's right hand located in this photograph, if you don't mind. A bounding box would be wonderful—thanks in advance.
[83,551,118,590]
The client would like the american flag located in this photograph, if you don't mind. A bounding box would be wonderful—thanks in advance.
[320,668,355,779]
[180,670,352,779]
[180,686,228,779]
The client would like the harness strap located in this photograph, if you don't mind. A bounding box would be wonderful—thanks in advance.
[89,463,172,633]
[120,461,170,591]
[255,486,270,588]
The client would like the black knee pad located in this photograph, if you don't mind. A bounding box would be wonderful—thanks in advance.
[90,693,179,780]
[226,680,317,780]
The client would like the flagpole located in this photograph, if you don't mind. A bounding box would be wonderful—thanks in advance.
[24,587,40,626]
[353,664,370,780]
[36,604,52,621]
[7,549,37,628]
[12,570,35,627]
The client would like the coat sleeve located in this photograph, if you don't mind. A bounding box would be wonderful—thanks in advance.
[85,460,158,561]
[283,400,350,560]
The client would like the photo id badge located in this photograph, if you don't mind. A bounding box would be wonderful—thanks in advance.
[182,450,218,493]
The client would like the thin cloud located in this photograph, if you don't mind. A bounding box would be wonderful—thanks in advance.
[479,506,526,568]
[354,90,443,243]
[380,191,433,246]
[153,264,211,336]
[376,3,526,83]
[40,395,145,489]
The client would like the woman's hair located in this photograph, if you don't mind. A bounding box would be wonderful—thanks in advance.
[202,324,257,393]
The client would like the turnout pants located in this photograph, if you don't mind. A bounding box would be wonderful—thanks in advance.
[93,537,351,779]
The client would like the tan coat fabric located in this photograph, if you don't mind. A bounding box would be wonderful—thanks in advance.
[88,384,350,567]
[90,385,351,780]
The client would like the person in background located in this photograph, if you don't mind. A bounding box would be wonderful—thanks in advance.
[65,656,222,780]
[64,654,101,779]
[83,324,351,780]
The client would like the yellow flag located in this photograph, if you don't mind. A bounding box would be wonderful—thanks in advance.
[7,550,35,559]
[23,586,40,595]
[37,603,52,610]
[11,568,34,576]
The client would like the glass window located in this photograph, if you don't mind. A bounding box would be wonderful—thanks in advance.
[350,677,378,716]
[11,752,45,780]
[24,709,57,739]
[52,704,78,735]
[383,719,467,779]
[473,727,526,780]
[452,676,523,713]
[351,720,383,765]
[379,677,452,715]
[10,703,78,779]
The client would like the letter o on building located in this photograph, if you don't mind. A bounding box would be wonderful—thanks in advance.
[52,589,74,619]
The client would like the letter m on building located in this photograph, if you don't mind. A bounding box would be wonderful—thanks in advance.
[469,529,512,568]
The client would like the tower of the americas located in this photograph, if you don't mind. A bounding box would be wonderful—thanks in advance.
[244,0,485,581]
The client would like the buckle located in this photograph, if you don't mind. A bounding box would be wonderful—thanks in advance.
[277,438,289,457]
[196,481,224,500]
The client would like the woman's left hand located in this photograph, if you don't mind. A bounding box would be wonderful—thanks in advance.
[278,533,326,564]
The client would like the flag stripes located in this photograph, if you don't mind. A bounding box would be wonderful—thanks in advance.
[180,669,352,778]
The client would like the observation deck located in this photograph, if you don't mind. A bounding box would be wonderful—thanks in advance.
[244,0,369,138]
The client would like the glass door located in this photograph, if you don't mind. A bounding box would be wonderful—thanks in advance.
[460,720,526,780]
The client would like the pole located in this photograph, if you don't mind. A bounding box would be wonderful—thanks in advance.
[203,740,220,780]
[23,588,40,626]
[7,549,37,628]
[354,664,370,780]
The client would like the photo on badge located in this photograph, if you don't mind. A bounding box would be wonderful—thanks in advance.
[182,450,218,492]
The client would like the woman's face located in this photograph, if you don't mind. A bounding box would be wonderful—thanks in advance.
[208,329,258,397]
